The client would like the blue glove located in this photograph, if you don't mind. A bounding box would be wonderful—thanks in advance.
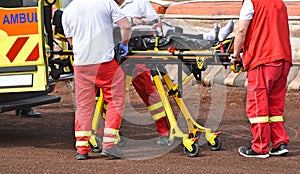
[119,43,129,57]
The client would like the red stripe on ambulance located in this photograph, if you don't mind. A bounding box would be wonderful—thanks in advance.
[6,37,29,63]
[25,43,39,62]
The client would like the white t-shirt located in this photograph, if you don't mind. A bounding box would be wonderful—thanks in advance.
[62,0,125,65]
[239,0,254,20]
[120,0,158,20]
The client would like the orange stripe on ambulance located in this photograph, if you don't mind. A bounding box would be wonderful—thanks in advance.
[2,12,38,25]
[0,8,38,36]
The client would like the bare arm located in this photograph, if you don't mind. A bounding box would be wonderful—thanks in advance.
[67,37,73,48]
[116,17,132,45]
[233,20,250,59]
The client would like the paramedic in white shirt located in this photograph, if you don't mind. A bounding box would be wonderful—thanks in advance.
[62,0,132,160]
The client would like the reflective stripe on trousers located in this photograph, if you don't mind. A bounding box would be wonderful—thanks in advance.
[103,128,120,147]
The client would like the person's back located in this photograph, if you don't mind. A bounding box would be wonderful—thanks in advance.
[118,0,158,21]
[243,0,292,70]
[63,0,121,66]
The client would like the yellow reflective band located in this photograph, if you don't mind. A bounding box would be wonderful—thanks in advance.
[75,131,92,137]
[75,141,89,147]
[249,116,269,124]
[102,113,106,119]
[103,137,118,144]
[269,116,284,123]
[152,111,167,121]
[104,128,119,135]
[148,102,164,111]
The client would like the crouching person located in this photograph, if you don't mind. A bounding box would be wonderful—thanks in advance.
[62,0,132,160]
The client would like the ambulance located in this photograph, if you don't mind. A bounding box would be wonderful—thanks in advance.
[0,0,64,113]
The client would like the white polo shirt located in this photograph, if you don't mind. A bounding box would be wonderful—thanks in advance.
[119,0,158,20]
[62,0,126,65]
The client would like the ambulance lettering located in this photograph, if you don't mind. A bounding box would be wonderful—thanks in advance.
[2,12,38,25]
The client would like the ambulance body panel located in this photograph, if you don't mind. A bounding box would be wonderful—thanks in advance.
[0,1,61,113]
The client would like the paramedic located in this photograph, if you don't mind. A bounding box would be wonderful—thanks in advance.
[62,0,132,160]
[232,0,292,158]
[114,0,170,145]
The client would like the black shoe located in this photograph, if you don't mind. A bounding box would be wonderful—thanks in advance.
[76,152,88,160]
[269,143,289,156]
[238,146,270,158]
[157,136,169,145]
[101,146,124,159]
[117,132,127,147]
[16,109,42,118]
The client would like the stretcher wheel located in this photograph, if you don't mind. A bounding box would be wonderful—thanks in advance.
[90,144,102,153]
[207,136,222,151]
[183,142,200,157]
[89,135,103,153]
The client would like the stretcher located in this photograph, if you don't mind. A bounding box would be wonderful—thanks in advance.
[50,12,235,157]
[87,36,234,157]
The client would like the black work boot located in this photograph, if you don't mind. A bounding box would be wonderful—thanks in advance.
[101,146,124,159]
[16,108,42,118]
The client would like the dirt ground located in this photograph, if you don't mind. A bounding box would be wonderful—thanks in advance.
[0,78,299,174]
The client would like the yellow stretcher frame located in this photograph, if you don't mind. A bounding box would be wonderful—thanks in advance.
[87,37,234,157]
[50,14,235,156]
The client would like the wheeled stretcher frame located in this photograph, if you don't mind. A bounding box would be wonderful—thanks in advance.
[49,13,235,155]
[88,37,234,157]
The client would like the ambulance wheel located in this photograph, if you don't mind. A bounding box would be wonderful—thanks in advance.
[207,136,222,151]
[183,142,200,157]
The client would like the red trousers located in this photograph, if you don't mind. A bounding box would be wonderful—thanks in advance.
[246,60,290,154]
[132,64,169,136]
[74,59,125,154]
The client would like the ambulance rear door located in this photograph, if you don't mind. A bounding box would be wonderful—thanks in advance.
[0,1,61,113]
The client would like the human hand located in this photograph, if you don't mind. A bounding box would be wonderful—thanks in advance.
[132,17,145,25]
[230,54,244,73]
[119,43,129,57]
